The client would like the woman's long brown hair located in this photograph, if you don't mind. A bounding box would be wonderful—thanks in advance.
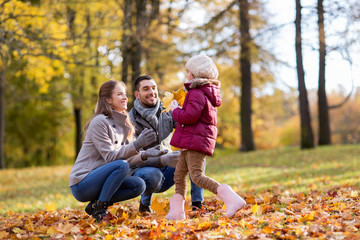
[84,80,135,142]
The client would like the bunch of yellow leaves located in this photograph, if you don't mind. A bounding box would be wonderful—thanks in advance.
[162,87,187,151]
[162,87,187,112]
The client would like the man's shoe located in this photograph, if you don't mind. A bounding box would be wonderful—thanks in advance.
[191,201,208,211]
[139,202,152,213]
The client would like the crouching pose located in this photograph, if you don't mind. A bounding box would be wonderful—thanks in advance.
[69,80,166,221]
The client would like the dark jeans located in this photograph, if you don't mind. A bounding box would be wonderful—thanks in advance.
[133,164,204,206]
[71,160,146,203]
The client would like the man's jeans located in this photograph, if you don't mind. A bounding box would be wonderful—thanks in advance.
[133,163,205,206]
[71,160,146,203]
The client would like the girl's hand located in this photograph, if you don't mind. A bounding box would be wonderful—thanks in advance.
[170,100,180,111]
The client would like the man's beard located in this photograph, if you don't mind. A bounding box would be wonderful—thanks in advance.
[142,96,158,108]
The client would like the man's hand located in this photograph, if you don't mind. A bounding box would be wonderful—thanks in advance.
[133,128,157,151]
[141,146,168,160]
[160,151,181,168]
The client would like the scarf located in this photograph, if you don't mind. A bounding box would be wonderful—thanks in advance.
[133,98,161,130]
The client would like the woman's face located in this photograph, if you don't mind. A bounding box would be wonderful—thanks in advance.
[186,69,194,82]
[107,83,128,112]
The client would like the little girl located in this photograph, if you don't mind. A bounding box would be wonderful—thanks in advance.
[166,55,246,220]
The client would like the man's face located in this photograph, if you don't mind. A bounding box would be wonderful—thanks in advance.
[134,79,158,108]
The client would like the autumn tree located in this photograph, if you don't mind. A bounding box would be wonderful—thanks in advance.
[119,0,160,106]
[316,0,360,145]
[316,0,331,145]
[239,0,255,151]
[295,0,315,149]
[0,0,72,167]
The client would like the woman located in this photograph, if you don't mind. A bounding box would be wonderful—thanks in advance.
[69,80,167,222]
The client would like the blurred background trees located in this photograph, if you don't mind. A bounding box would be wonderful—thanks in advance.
[0,0,359,168]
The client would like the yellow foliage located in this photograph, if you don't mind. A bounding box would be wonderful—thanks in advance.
[162,88,187,113]
[299,211,315,223]
[45,202,57,212]
[122,211,129,220]
[251,203,260,215]
[105,235,113,240]
[151,196,168,216]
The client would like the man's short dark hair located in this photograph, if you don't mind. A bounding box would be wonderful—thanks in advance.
[134,75,154,91]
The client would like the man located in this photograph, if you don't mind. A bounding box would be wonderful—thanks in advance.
[129,75,205,213]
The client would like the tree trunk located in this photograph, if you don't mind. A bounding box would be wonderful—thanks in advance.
[67,7,84,159]
[121,0,132,87]
[295,0,315,149]
[74,107,82,157]
[317,0,331,145]
[0,52,5,168]
[239,0,255,151]
[131,0,147,81]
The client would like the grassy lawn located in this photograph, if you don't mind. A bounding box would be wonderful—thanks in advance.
[0,144,359,215]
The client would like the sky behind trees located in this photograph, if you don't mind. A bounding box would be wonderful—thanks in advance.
[264,0,360,92]
[168,0,359,92]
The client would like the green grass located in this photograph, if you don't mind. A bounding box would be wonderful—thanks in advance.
[0,144,359,215]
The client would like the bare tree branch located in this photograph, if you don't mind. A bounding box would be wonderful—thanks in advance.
[203,0,237,29]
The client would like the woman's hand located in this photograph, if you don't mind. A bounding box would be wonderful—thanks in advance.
[133,128,157,151]
[141,146,168,160]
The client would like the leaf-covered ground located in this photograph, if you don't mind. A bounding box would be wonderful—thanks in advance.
[1,188,360,239]
[1,145,360,239]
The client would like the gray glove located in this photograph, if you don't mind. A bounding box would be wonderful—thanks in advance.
[133,128,157,151]
[160,151,181,168]
[141,147,168,160]
[136,157,162,168]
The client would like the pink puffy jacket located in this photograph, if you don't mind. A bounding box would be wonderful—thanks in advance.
[170,78,221,156]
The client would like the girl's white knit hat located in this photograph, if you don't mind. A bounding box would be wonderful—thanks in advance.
[185,55,219,79]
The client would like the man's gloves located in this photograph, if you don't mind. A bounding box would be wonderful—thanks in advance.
[170,100,180,111]
[141,146,168,161]
[133,128,157,151]
[160,151,181,168]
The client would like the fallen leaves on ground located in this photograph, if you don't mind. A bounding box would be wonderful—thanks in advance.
[1,187,360,239]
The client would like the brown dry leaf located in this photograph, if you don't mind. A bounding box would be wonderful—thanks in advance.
[0,231,9,239]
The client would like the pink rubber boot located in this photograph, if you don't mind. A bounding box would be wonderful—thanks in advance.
[217,184,246,217]
[165,193,186,220]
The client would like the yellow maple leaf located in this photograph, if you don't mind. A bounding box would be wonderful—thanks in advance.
[105,235,114,240]
[251,203,260,215]
[173,88,186,106]
[46,226,59,236]
[122,211,129,220]
[351,190,358,198]
[45,202,57,212]
[263,226,275,234]
[299,211,315,223]
[162,92,174,113]
[198,222,213,231]
[162,88,187,113]
[151,196,168,216]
